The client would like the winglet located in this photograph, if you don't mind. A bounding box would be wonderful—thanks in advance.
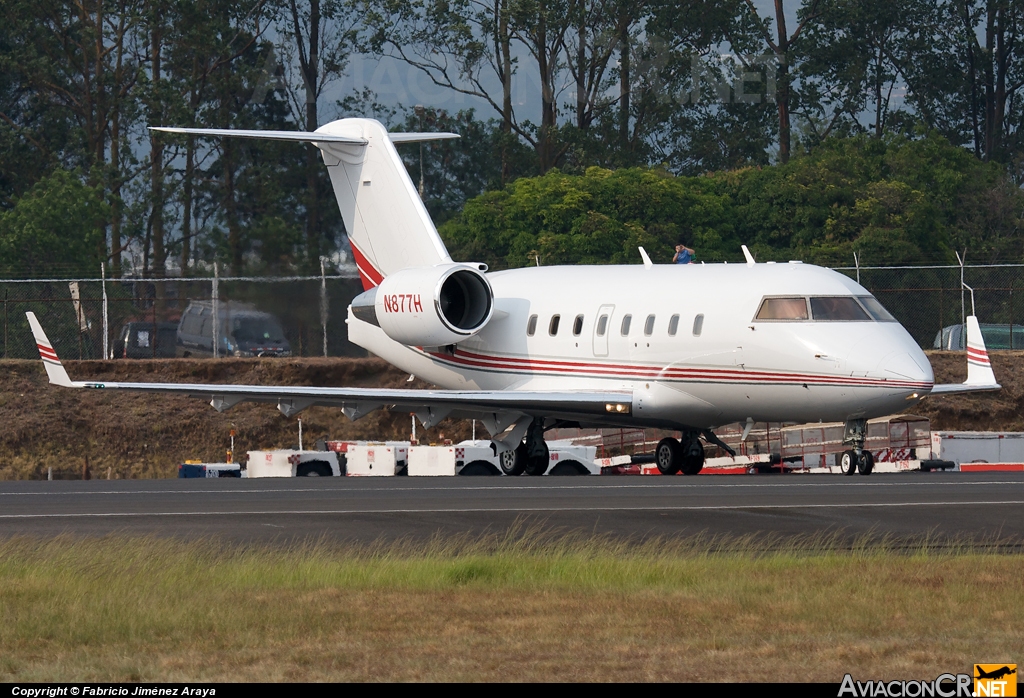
[965,315,998,387]
[929,315,1001,395]
[25,312,77,388]
[638,246,653,269]
[742,245,756,266]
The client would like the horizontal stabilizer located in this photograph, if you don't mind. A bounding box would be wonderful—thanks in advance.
[929,315,1001,395]
[150,127,461,146]
[149,127,368,144]
[389,132,460,143]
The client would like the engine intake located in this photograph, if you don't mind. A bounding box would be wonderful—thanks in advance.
[350,264,494,346]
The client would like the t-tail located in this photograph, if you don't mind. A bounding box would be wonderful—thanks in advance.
[150,119,458,290]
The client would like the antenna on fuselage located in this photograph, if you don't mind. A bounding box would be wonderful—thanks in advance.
[742,245,756,266]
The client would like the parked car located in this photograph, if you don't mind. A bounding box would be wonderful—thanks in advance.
[111,321,179,359]
[933,323,1024,350]
[176,301,291,358]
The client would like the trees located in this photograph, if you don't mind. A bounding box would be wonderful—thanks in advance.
[0,170,108,277]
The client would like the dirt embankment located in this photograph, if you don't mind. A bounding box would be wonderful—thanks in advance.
[0,351,1018,480]
[0,358,472,480]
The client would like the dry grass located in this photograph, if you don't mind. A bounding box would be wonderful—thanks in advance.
[0,532,1021,682]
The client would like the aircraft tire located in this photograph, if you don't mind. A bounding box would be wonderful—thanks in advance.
[500,443,527,476]
[681,439,705,475]
[840,450,857,476]
[857,450,874,475]
[656,437,683,475]
[524,448,550,476]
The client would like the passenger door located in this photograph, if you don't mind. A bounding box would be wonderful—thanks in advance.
[593,305,614,357]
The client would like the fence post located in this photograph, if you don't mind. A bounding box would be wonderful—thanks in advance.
[320,258,328,357]
[3,287,7,359]
[212,262,219,359]
[101,264,108,360]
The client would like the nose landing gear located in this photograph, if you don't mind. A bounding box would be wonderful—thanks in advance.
[656,432,706,475]
[840,419,874,476]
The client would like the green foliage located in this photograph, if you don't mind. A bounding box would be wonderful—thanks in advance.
[443,132,1023,268]
[440,166,734,269]
[0,170,108,277]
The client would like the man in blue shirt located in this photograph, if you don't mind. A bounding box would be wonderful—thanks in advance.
[673,243,694,264]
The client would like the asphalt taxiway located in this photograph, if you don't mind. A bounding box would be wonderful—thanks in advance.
[1,472,1022,545]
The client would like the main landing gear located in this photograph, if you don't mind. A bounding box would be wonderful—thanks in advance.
[656,432,706,475]
[839,419,874,476]
[499,418,550,476]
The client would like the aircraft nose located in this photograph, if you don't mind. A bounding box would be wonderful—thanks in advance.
[881,350,933,385]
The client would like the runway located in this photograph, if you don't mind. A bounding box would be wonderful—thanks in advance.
[1,472,1022,545]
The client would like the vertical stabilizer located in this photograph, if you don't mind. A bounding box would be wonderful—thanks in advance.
[314,119,453,289]
[965,315,997,386]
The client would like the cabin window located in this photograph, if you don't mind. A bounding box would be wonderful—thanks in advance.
[620,314,632,336]
[858,296,897,322]
[596,315,608,336]
[693,314,704,336]
[810,297,870,321]
[668,314,680,336]
[527,314,538,336]
[755,297,809,321]
[644,315,655,336]
[549,314,561,335]
[573,315,584,336]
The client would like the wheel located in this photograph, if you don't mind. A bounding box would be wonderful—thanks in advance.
[296,460,333,477]
[500,443,527,475]
[459,460,501,476]
[548,460,590,475]
[524,445,550,476]
[681,438,705,475]
[858,450,874,475]
[839,450,857,476]
[655,437,683,475]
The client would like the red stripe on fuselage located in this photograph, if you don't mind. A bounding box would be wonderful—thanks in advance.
[419,347,932,390]
[349,240,384,291]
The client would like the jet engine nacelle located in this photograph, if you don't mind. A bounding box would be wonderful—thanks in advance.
[350,263,493,346]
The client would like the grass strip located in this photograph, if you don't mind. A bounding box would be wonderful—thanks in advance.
[0,530,1021,682]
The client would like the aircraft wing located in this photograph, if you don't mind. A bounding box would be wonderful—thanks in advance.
[929,315,1001,395]
[26,312,630,429]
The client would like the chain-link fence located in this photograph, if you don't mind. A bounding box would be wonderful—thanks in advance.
[0,272,365,360]
[837,264,1024,349]
[2,264,1023,359]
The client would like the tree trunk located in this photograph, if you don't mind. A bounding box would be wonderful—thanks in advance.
[618,7,630,149]
[180,141,194,274]
[577,4,587,129]
[774,0,791,164]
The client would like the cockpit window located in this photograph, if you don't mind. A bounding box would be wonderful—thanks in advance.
[858,296,897,322]
[810,297,870,321]
[755,297,809,321]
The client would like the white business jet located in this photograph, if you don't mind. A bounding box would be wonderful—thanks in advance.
[27,118,1000,476]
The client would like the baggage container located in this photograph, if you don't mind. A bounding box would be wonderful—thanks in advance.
[345,443,409,476]
[930,431,1024,467]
